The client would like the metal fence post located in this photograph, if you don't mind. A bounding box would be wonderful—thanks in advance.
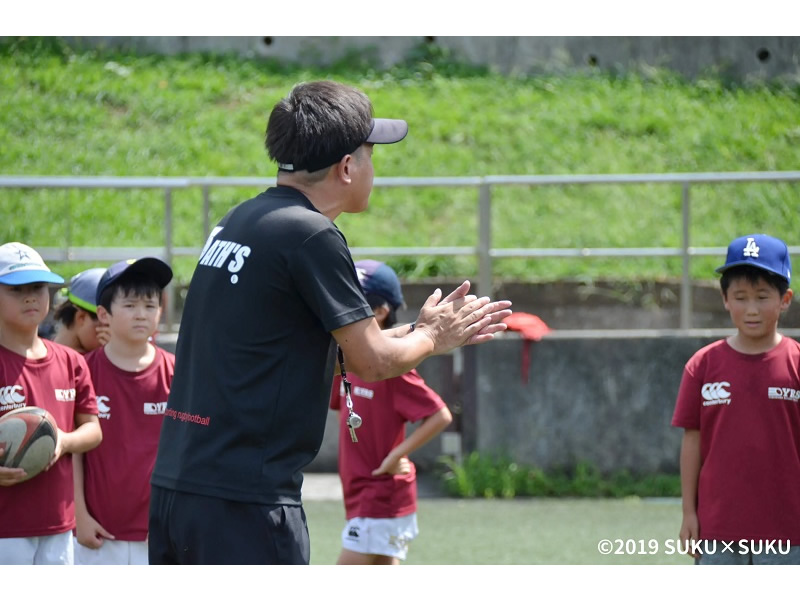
[680,182,692,330]
[478,182,492,297]
[202,185,211,241]
[164,188,175,332]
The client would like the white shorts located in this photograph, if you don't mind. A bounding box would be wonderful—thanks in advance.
[0,531,74,565]
[341,514,419,561]
[74,539,149,565]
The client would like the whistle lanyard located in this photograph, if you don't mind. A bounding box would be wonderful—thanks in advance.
[338,346,362,442]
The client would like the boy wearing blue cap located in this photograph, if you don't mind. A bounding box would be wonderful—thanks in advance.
[52,267,109,354]
[331,260,453,565]
[672,234,800,564]
[0,242,102,564]
[73,257,174,565]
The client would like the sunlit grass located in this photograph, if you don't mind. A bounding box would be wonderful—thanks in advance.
[305,496,687,565]
[3,37,799,284]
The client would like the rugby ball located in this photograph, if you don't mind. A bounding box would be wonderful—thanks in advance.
[0,406,58,482]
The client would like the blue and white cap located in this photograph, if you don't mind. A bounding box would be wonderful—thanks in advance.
[0,242,64,286]
[716,234,791,283]
[355,260,405,310]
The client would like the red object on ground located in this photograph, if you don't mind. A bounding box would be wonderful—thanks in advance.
[502,313,552,384]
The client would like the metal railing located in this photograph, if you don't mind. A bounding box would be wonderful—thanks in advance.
[2,171,799,331]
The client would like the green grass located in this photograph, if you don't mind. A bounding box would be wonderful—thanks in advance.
[305,497,689,565]
[3,37,800,285]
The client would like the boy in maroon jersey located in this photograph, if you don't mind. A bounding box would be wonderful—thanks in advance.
[0,242,102,564]
[73,257,174,565]
[672,234,800,564]
[331,260,453,565]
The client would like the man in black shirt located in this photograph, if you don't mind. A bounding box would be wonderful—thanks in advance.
[149,80,512,564]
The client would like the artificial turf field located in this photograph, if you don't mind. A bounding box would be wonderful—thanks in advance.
[304,496,690,565]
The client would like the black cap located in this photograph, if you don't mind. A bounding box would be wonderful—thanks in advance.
[277,118,409,173]
[95,257,173,305]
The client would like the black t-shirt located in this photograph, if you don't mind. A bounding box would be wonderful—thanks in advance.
[151,186,372,505]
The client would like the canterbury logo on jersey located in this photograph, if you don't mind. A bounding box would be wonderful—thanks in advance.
[198,226,251,285]
[0,385,25,409]
[97,395,111,419]
[702,382,731,406]
[768,387,800,402]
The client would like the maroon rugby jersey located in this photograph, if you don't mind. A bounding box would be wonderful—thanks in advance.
[672,337,800,544]
[330,369,445,520]
[82,345,174,541]
[0,340,98,538]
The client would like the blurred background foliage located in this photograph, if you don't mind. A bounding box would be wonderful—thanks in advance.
[2,36,799,284]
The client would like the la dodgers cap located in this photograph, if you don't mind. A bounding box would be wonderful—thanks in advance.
[96,257,173,305]
[0,242,64,286]
[277,118,409,173]
[715,233,792,283]
[65,268,106,314]
[355,259,405,310]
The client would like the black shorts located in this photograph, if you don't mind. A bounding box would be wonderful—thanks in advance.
[148,485,310,565]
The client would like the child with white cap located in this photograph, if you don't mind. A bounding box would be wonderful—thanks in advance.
[0,242,102,564]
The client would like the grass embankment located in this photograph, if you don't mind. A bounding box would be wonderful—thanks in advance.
[2,37,799,284]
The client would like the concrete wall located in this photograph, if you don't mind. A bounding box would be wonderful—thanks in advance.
[53,36,800,82]
[467,335,707,474]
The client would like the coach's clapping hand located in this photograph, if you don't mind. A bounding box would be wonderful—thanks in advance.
[439,280,513,345]
[414,281,512,353]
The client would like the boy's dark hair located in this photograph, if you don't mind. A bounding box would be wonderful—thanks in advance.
[98,271,164,313]
[53,300,98,327]
[265,80,374,174]
[365,292,399,330]
[720,265,790,297]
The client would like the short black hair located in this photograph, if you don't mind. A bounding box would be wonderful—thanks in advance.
[98,270,164,313]
[265,80,374,174]
[52,300,98,327]
[720,264,790,297]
